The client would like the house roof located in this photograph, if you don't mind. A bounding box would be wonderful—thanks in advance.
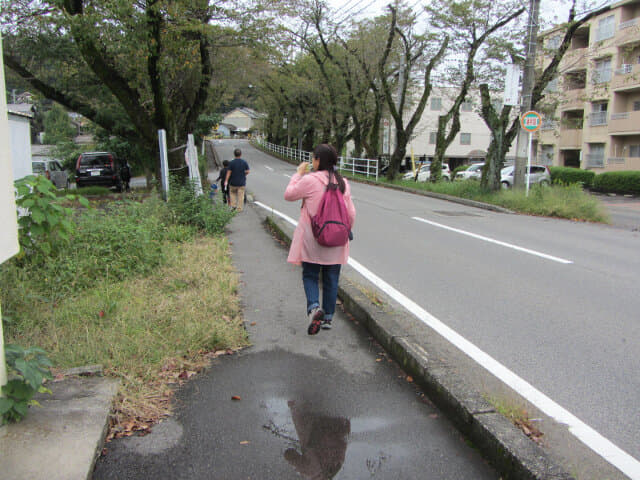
[225,107,266,119]
[7,103,34,118]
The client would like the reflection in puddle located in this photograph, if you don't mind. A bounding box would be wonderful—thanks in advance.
[283,400,351,480]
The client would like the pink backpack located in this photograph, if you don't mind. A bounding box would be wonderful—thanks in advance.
[311,172,352,247]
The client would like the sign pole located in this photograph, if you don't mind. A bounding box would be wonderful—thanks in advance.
[519,111,542,197]
[526,131,532,196]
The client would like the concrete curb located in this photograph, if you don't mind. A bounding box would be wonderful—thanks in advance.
[258,205,574,480]
[0,375,119,480]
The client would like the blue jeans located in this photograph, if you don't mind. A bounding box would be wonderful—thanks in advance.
[302,262,341,320]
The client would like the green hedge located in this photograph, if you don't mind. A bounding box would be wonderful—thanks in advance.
[592,171,640,195]
[549,167,596,188]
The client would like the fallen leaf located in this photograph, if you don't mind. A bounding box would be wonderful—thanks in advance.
[232,395,241,401]
[250,322,257,326]
[240,441,250,445]
[406,376,414,383]
[375,358,383,362]
[98,310,105,318]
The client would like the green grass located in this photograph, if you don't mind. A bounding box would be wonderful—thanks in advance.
[1,192,246,431]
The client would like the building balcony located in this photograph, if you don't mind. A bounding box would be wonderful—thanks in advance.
[609,111,640,135]
[559,128,583,148]
[616,18,640,46]
[560,88,586,110]
[612,63,640,91]
[562,47,588,70]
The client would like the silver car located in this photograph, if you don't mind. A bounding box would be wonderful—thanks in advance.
[455,163,484,180]
[403,163,450,181]
[32,158,70,189]
[500,165,550,188]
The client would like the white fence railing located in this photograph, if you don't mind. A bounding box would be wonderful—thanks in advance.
[255,138,379,180]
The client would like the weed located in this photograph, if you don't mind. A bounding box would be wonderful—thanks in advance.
[485,395,544,445]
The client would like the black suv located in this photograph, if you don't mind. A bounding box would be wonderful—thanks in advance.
[75,152,122,190]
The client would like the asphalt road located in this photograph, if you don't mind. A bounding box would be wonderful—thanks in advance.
[209,140,640,478]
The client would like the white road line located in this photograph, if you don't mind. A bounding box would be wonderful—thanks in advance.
[264,165,274,172]
[255,200,640,480]
[283,174,292,178]
[412,216,573,264]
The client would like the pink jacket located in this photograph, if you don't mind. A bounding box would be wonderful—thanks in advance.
[284,171,356,266]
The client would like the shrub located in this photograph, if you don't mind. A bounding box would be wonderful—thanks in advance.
[1,344,53,424]
[549,166,596,188]
[167,179,235,235]
[14,175,89,262]
[592,171,640,195]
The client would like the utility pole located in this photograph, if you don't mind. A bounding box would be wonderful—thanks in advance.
[513,0,540,188]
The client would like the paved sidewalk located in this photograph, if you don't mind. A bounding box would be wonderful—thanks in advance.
[94,204,500,479]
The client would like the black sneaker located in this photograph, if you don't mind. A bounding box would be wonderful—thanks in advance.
[321,319,332,330]
[307,307,324,335]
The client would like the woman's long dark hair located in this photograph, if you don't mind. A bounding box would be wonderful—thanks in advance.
[313,144,345,193]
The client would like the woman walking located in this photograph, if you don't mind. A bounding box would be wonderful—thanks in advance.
[284,144,356,335]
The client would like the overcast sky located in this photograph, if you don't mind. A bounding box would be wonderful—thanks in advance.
[325,0,579,29]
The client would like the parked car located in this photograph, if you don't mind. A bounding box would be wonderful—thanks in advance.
[500,165,551,188]
[32,158,70,189]
[403,163,450,181]
[75,151,122,190]
[455,163,485,180]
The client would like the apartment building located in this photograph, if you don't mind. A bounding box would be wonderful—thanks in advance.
[537,0,640,172]
[403,86,512,170]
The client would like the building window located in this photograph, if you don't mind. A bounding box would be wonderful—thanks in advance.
[590,102,608,126]
[587,143,605,167]
[547,35,562,49]
[541,145,554,165]
[544,77,559,93]
[460,133,471,145]
[431,97,442,110]
[630,145,640,157]
[593,57,612,84]
[429,132,437,144]
[596,15,615,41]
[461,100,473,112]
[633,101,640,111]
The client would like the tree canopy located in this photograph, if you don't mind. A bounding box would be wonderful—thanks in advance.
[2,0,287,175]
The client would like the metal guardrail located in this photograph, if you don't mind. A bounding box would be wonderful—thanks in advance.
[608,157,626,164]
[590,111,608,126]
[585,154,605,168]
[256,138,379,180]
[611,112,630,120]
[619,18,638,30]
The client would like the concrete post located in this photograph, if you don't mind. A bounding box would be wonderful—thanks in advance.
[513,0,540,188]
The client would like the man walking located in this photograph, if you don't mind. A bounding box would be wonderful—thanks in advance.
[225,148,250,211]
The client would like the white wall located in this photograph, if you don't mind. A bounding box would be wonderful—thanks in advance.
[1,34,21,388]
[8,113,32,180]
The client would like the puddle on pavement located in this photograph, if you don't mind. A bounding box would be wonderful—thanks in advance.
[261,396,401,479]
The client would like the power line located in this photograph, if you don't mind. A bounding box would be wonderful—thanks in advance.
[335,0,367,19]
[333,0,360,15]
